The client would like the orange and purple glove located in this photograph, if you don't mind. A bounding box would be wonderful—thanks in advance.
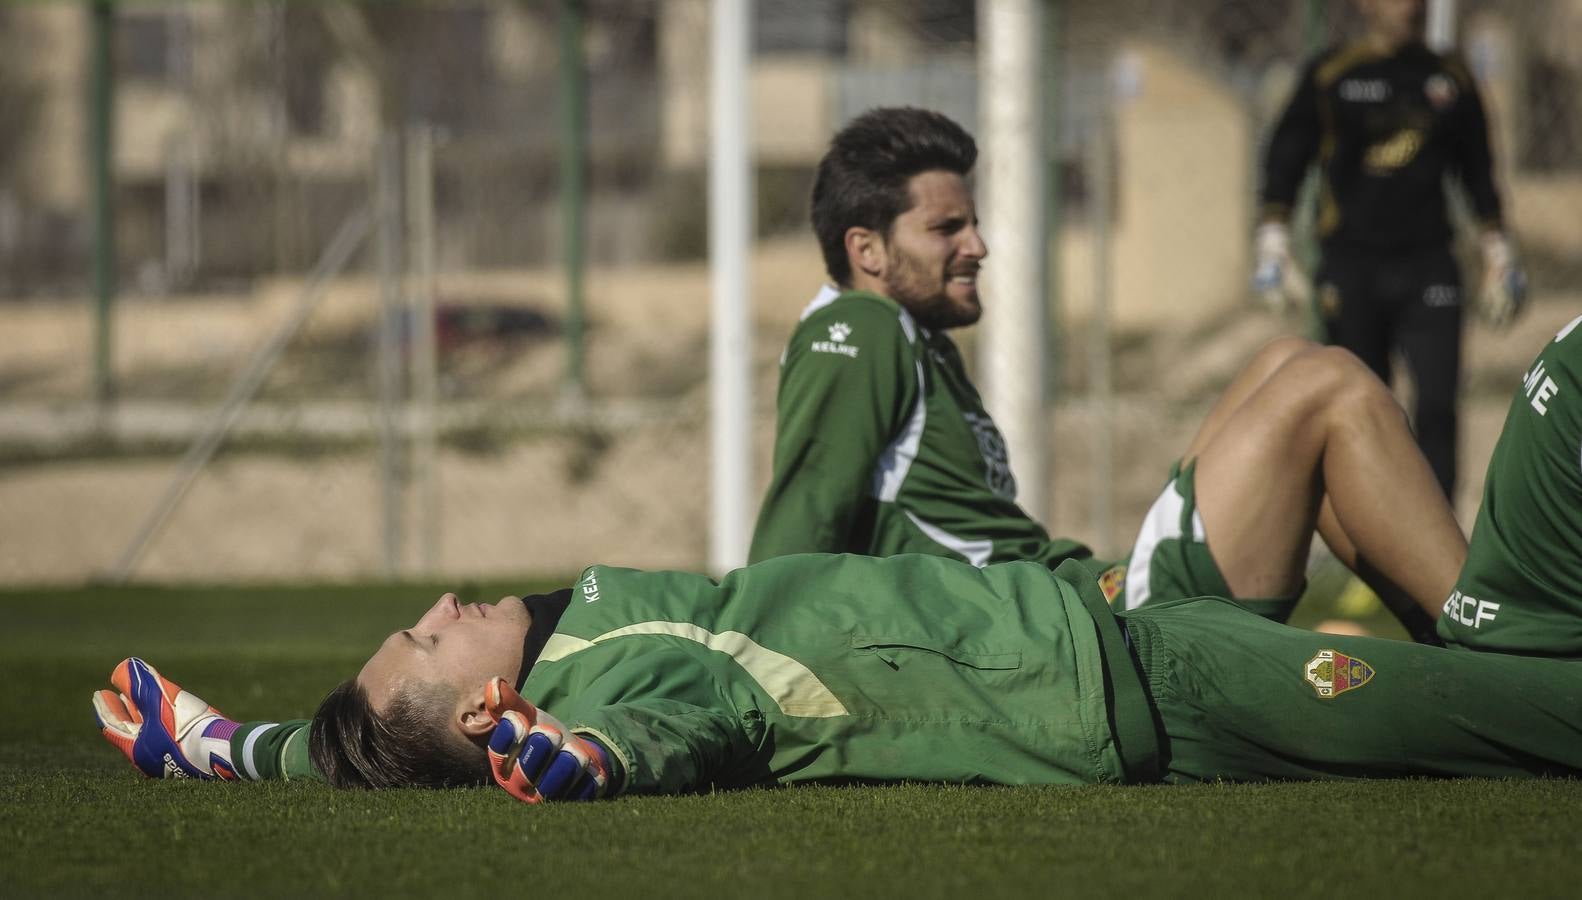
[91,657,239,780]
[485,677,611,804]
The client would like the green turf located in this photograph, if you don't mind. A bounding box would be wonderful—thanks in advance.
[4,581,1580,898]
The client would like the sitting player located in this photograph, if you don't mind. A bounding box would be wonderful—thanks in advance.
[97,549,1582,803]
[752,107,1462,636]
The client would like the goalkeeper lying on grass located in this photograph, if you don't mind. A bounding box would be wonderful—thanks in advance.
[96,547,1582,803]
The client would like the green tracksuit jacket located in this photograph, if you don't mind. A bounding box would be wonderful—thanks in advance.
[523,555,1155,795]
[229,555,1156,787]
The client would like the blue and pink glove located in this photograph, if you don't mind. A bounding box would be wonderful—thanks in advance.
[91,657,239,780]
[485,677,611,803]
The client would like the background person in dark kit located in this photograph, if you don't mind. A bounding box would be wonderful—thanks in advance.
[1254,0,1526,500]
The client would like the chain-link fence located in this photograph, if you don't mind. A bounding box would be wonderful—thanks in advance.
[1,0,1577,584]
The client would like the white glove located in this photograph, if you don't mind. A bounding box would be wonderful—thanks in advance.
[1477,232,1527,329]
[1251,222,1312,313]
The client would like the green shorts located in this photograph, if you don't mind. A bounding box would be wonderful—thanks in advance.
[1122,597,1582,782]
[1111,460,1299,623]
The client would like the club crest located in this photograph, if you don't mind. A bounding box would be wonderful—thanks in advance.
[1304,649,1374,699]
[1098,564,1127,605]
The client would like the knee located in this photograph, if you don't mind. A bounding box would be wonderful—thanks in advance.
[1283,346,1400,420]
[1251,337,1319,379]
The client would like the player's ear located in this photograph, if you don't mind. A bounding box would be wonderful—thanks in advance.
[845,226,887,279]
[454,682,495,740]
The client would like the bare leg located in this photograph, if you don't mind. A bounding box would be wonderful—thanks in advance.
[1316,493,1442,638]
[1181,337,1315,460]
[1188,346,1465,623]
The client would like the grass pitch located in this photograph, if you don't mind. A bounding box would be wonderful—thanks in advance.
[4,580,1580,898]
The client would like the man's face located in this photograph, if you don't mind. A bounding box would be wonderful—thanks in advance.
[357,592,532,717]
[1359,0,1422,43]
[880,169,989,330]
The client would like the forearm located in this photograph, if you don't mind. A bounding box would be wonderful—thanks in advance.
[569,702,756,796]
[230,720,318,781]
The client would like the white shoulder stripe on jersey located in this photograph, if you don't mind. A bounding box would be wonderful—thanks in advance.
[239,722,279,781]
[537,623,848,718]
[786,284,847,365]
[896,305,917,343]
[903,510,993,567]
[797,283,843,321]
[1557,314,1582,343]
[873,356,927,501]
[1123,478,1206,609]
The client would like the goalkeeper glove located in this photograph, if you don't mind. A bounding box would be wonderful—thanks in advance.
[1477,231,1527,328]
[485,677,611,803]
[1252,222,1312,313]
[92,657,239,780]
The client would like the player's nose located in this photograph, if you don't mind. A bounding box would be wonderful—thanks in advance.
[414,592,461,629]
[961,226,988,260]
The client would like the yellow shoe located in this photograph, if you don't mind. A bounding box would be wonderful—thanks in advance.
[1335,576,1381,617]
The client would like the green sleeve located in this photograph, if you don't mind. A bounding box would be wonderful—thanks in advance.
[537,648,761,796]
[749,300,916,561]
[230,720,318,781]
[570,699,757,797]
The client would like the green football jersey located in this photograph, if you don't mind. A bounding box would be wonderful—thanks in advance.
[1440,314,1582,656]
[749,287,1091,570]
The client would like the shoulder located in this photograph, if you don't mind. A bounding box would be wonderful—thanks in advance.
[1548,315,1582,372]
[1313,41,1377,88]
[792,290,918,352]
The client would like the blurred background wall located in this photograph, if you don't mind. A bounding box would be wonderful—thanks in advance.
[1,0,1577,584]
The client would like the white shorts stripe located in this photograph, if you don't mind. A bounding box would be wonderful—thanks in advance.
[1123,479,1205,610]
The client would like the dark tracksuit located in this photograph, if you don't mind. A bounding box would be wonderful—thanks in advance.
[1260,40,1505,498]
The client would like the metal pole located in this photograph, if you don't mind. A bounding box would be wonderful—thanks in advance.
[165,134,199,289]
[407,124,440,575]
[164,5,197,288]
[559,0,588,402]
[1298,0,1328,342]
[1305,0,1325,53]
[1425,0,1458,51]
[977,0,1048,521]
[1043,0,1063,406]
[708,0,752,574]
[1088,102,1115,556]
[89,0,116,407]
[376,135,404,577]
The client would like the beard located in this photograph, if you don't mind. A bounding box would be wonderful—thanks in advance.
[882,246,982,331]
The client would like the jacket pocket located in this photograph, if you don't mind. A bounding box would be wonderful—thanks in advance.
[848,634,1021,671]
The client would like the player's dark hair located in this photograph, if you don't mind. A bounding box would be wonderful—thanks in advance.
[811,106,978,286]
[309,678,489,790]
